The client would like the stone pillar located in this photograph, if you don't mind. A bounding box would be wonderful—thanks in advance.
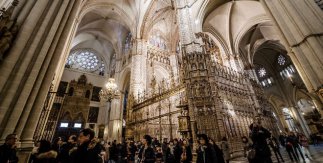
[108,98,122,142]
[291,106,311,137]
[277,110,289,132]
[175,0,197,53]
[130,39,147,99]
[260,0,323,100]
[98,101,109,140]
[312,97,323,117]
[0,0,82,147]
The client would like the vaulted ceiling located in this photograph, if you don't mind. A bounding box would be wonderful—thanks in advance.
[69,0,288,77]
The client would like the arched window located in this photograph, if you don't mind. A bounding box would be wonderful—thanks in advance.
[258,67,267,78]
[277,55,286,66]
[65,49,105,75]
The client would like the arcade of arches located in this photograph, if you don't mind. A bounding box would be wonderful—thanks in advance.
[0,0,322,160]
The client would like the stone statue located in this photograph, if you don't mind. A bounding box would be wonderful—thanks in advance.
[170,70,176,87]
[161,78,166,90]
[195,83,200,96]
[0,8,11,30]
[151,75,156,89]
[0,27,13,61]
[0,0,20,62]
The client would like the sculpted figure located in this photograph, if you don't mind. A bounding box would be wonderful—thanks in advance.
[0,28,13,61]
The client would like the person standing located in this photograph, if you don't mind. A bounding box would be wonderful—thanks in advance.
[109,140,118,163]
[249,120,272,163]
[173,139,182,163]
[127,140,137,163]
[288,132,305,161]
[155,145,163,163]
[268,135,284,162]
[162,138,168,162]
[285,135,298,162]
[71,128,102,163]
[165,141,176,163]
[220,137,230,163]
[241,136,253,163]
[196,134,217,163]
[299,133,313,160]
[180,139,192,163]
[138,135,156,163]
[58,135,77,163]
[310,133,318,146]
[209,138,225,163]
[30,140,58,163]
[278,134,286,147]
[0,134,19,163]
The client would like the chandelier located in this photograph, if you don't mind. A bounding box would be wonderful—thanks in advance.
[99,78,120,102]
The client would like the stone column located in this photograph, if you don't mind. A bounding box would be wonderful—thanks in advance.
[0,0,82,147]
[108,98,122,142]
[98,101,109,140]
[291,106,311,137]
[130,39,147,99]
[277,110,289,132]
[19,0,82,148]
[260,0,323,99]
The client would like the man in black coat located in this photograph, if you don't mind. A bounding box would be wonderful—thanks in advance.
[288,132,305,161]
[173,139,183,163]
[109,140,118,162]
[0,134,18,163]
[71,128,102,163]
[161,138,168,162]
[196,134,218,163]
[249,120,272,163]
[138,135,156,163]
[58,135,77,163]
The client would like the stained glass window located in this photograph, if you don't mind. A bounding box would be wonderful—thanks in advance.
[65,49,105,75]
[278,55,285,66]
[258,67,266,78]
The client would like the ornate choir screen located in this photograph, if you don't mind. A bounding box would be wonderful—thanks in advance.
[126,84,185,141]
[126,32,277,152]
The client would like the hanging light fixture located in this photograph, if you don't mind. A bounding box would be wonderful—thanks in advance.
[99,78,120,102]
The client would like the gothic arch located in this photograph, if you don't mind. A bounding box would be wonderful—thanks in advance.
[119,67,131,92]
[202,29,230,56]
[234,15,271,58]
[154,65,170,82]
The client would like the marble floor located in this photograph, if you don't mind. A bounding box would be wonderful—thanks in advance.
[231,145,323,163]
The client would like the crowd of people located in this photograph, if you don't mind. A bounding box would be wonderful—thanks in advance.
[242,119,318,163]
[0,122,321,163]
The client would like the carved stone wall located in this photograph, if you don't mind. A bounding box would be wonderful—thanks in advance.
[53,75,93,139]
